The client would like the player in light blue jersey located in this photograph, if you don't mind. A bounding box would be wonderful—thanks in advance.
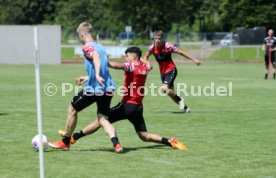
[82,41,116,93]
[49,22,123,153]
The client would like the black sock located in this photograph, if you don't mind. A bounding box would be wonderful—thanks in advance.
[174,95,182,103]
[265,73,268,79]
[184,105,188,109]
[62,136,71,145]
[161,137,171,147]
[72,130,85,140]
[111,137,119,147]
[274,73,276,79]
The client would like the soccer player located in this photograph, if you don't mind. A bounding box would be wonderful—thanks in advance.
[143,30,202,113]
[59,47,188,151]
[48,22,123,153]
[262,29,276,79]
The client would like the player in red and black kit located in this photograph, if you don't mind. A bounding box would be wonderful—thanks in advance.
[144,30,202,113]
[58,47,188,151]
[262,29,276,79]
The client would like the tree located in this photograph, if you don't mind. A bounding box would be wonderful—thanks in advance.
[109,0,194,38]
[52,0,115,40]
[219,0,276,31]
[0,0,57,24]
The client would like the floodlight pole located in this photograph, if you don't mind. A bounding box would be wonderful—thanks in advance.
[34,26,45,178]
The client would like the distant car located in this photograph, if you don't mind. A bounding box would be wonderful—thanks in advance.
[220,34,237,46]
[119,32,134,44]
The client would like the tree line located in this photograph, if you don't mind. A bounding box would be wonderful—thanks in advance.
[0,0,275,38]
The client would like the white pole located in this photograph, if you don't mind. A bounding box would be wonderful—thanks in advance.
[34,26,45,178]
[256,46,260,60]
[230,33,234,61]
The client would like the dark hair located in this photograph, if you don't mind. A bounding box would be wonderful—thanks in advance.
[125,47,142,59]
[154,30,164,38]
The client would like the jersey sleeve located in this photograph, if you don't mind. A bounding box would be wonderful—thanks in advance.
[124,62,135,72]
[82,44,95,60]
[166,42,180,53]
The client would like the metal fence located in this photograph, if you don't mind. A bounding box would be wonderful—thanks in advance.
[62,30,265,61]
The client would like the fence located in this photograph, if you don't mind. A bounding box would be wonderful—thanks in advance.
[61,30,265,62]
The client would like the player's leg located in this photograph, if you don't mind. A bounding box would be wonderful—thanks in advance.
[137,131,166,145]
[61,102,127,144]
[161,69,190,112]
[60,119,101,144]
[264,55,269,79]
[96,94,123,153]
[273,65,276,79]
[49,90,96,150]
[161,84,180,104]
[137,132,187,150]
[126,104,161,143]
[272,55,276,79]
[64,104,78,137]
[129,105,187,150]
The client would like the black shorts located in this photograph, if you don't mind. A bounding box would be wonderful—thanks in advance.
[265,54,276,66]
[71,90,112,116]
[108,102,147,132]
[161,68,177,88]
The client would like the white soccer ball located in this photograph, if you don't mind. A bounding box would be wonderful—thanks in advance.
[32,135,48,151]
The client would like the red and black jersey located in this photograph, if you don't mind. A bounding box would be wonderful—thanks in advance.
[121,61,152,105]
[147,42,179,74]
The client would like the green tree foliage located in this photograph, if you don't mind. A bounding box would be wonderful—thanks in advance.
[219,0,276,31]
[0,0,275,36]
[109,0,183,37]
[0,0,57,24]
[53,0,112,34]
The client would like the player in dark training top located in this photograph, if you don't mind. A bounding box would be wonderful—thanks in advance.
[262,29,276,79]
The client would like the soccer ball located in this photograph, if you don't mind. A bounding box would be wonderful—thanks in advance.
[32,135,48,151]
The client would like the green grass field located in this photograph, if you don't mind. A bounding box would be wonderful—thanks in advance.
[209,47,264,62]
[0,63,276,178]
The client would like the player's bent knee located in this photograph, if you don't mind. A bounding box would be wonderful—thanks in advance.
[137,132,150,142]
[68,104,77,116]
[161,86,168,93]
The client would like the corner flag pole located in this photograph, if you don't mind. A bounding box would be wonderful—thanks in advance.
[34,26,45,178]
[268,36,272,80]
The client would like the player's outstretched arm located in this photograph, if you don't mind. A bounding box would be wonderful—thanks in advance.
[176,50,202,66]
[140,58,153,70]
[142,51,151,61]
[108,61,125,70]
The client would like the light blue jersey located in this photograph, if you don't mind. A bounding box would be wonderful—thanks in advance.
[82,41,115,94]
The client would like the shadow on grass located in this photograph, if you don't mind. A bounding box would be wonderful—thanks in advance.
[0,113,8,116]
[156,108,267,114]
[155,110,190,114]
[47,144,167,154]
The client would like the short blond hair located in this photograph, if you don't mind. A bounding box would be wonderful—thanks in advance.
[77,22,92,34]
